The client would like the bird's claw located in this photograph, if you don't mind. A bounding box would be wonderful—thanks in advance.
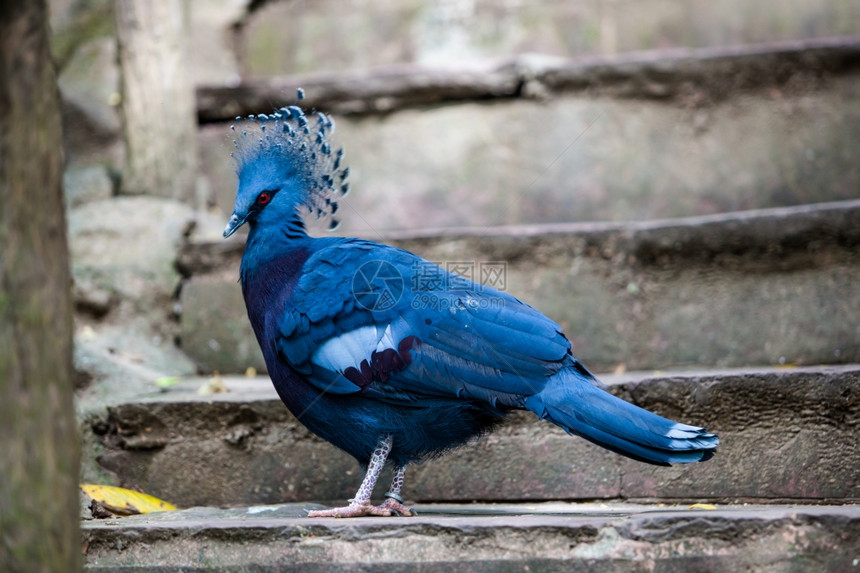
[306,500,415,518]
[306,503,392,518]
[380,497,416,517]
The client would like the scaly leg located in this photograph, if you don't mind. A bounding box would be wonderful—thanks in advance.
[308,435,412,518]
[378,466,415,517]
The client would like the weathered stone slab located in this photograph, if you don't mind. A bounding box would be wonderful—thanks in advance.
[81,503,860,572]
[199,68,860,234]
[83,366,860,508]
[57,36,120,137]
[200,37,860,120]
[179,201,860,372]
[63,164,114,210]
[179,273,266,374]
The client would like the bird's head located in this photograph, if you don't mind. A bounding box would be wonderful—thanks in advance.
[223,104,348,239]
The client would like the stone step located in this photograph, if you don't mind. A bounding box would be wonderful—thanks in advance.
[196,37,860,234]
[179,200,860,374]
[197,37,860,121]
[81,502,860,572]
[81,365,860,509]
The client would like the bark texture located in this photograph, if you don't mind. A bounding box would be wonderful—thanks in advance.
[0,1,81,571]
[115,0,198,202]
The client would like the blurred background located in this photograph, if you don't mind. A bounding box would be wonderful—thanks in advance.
[2,4,857,569]
[54,0,859,234]
[48,0,859,517]
[55,0,860,387]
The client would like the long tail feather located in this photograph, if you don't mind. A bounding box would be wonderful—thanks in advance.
[525,367,719,466]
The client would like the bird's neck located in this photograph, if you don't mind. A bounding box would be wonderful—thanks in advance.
[239,219,313,353]
[242,213,308,265]
[239,213,313,291]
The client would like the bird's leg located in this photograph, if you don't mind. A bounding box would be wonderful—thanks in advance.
[307,434,405,518]
[379,466,416,516]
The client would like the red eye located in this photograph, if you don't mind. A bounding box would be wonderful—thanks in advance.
[257,192,271,205]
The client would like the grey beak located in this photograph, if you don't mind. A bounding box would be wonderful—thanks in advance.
[223,213,246,238]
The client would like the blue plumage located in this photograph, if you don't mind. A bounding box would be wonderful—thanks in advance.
[223,101,718,517]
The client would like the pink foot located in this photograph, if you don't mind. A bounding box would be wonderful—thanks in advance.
[307,500,415,518]
[379,497,416,517]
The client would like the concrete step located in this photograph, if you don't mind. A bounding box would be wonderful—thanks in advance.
[80,365,860,509]
[81,502,860,572]
[178,200,860,374]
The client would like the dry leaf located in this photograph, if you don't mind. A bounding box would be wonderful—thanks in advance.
[197,372,228,395]
[80,484,177,516]
[688,503,717,510]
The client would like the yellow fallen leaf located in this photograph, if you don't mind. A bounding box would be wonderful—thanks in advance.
[80,484,177,516]
[245,366,257,378]
[688,503,717,510]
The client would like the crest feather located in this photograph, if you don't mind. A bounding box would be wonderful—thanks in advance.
[230,100,349,230]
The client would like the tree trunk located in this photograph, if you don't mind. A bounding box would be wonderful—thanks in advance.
[0,1,81,572]
[115,0,198,202]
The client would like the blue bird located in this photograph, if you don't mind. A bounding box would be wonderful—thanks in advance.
[223,101,719,518]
